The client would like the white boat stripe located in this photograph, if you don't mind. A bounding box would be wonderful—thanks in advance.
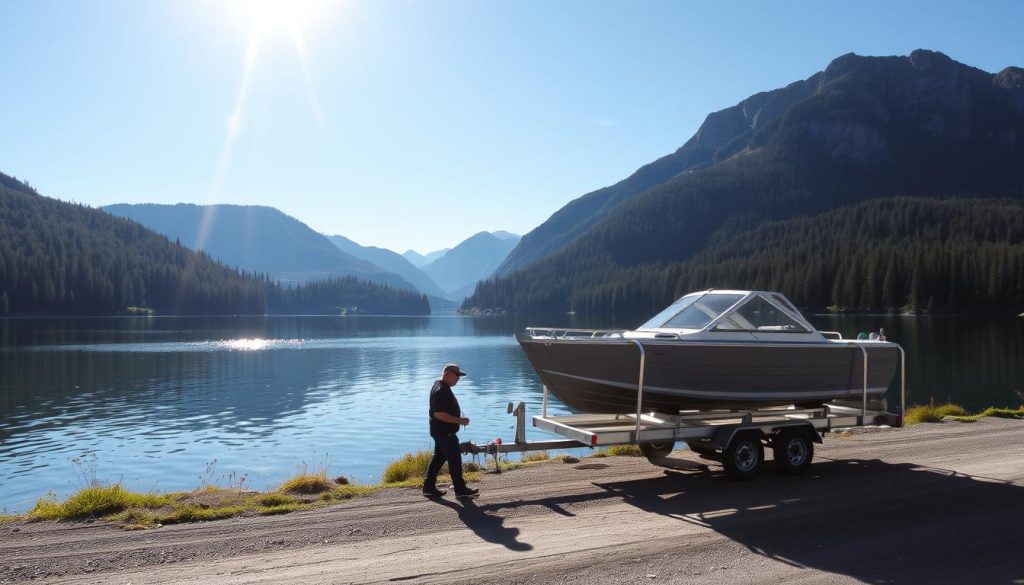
[543,370,887,400]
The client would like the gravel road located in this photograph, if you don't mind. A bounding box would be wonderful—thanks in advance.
[2,418,1022,584]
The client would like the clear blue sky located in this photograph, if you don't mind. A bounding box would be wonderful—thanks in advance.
[2,1,1022,253]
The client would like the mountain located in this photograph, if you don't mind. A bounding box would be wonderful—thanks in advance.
[467,50,1024,314]
[326,235,457,305]
[103,203,417,290]
[0,173,429,315]
[403,248,451,267]
[423,231,520,299]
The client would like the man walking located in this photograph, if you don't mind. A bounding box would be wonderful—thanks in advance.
[423,363,479,499]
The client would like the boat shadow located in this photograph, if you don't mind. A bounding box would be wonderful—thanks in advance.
[590,456,1024,584]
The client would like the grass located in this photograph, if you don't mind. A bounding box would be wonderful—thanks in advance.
[520,451,550,463]
[379,449,484,487]
[381,450,435,484]
[951,406,1024,423]
[604,444,643,457]
[905,403,1024,425]
[904,403,969,425]
[30,485,171,520]
[277,471,334,494]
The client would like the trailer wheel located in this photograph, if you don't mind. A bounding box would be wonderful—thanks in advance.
[639,441,674,460]
[722,433,763,480]
[773,430,814,475]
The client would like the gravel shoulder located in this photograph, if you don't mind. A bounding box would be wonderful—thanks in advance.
[2,418,1022,585]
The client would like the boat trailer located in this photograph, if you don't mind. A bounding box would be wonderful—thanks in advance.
[460,339,906,479]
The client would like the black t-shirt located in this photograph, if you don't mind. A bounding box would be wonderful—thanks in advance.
[429,379,461,436]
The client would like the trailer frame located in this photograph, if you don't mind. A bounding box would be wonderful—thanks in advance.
[461,339,905,479]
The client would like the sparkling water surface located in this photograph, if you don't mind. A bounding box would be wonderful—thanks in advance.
[1,313,1021,512]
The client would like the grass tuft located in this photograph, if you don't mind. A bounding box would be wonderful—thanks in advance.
[904,404,969,425]
[254,493,298,507]
[604,444,644,457]
[278,471,333,495]
[29,485,170,520]
[258,503,310,516]
[381,450,436,484]
[520,451,550,463]
[159,505,246,524]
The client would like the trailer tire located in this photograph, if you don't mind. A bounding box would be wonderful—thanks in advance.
[722,432,763,480]
[773,430,814,475]
[639,441,675,460]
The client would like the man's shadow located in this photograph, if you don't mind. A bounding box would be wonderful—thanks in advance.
[434,497,533,552]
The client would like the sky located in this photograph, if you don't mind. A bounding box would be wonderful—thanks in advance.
[2,1,1022,254]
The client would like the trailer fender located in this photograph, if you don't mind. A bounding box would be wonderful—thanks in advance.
[711,426,765,452]
[769,422,822,444]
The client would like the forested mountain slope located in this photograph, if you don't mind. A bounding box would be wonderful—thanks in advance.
[467,50,1024,314]
[470,198,1024,316]
[0,174,429,315]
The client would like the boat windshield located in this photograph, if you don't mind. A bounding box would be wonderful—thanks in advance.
[638,293,745,330]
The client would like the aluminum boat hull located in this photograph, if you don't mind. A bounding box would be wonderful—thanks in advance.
[516,334,900,413]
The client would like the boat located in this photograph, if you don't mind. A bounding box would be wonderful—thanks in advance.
[516,290,900,414]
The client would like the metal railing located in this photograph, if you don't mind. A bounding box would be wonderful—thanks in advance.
[525,327,626,339]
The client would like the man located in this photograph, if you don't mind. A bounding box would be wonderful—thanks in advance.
[423,363,479,499]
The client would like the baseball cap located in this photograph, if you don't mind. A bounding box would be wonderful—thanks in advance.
[443,363,467,377]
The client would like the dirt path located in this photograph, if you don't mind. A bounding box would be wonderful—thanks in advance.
[2,418,1022,584]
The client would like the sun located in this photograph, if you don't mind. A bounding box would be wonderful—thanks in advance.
[231,0,324,39]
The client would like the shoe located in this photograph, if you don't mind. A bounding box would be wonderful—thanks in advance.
[454,487,479,499]
[422,487,447,497]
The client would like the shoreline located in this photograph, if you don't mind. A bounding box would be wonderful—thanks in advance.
[1,417,1021,584]
[3,405,1020,524]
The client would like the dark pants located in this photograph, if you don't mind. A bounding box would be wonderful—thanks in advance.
[424,432,466,490]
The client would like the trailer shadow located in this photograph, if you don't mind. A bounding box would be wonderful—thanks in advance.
[591,457,1024,583]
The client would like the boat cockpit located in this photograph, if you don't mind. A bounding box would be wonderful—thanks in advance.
[628,290,825,341]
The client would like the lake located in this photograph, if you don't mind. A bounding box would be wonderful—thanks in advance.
[1,313,1021,512]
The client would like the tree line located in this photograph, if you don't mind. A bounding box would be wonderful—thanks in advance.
[0,174,429,316]
[466,197,1024,315]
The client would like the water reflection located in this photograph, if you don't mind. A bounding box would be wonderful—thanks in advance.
[0,313,1021,513]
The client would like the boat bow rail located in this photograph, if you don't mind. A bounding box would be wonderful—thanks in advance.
[524,327,628,339]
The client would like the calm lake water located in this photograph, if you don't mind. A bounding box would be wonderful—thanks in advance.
[1,313,1021,512]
